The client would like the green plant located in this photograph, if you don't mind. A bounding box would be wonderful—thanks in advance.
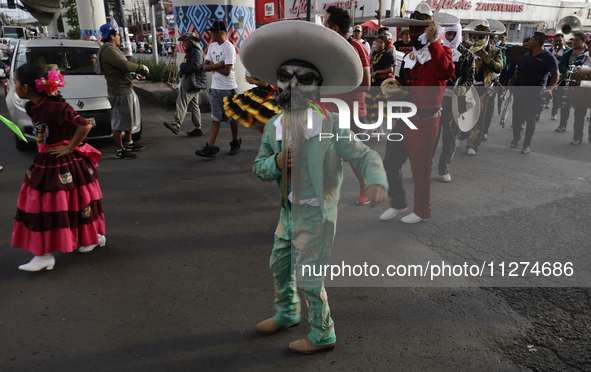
[57,14,64,34]
[128,57,176,83]
[61,0,80,39]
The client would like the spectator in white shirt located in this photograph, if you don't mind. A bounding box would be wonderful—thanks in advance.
[195,21,241,158]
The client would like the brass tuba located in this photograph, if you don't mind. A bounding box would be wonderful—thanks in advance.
[558,16,581,35]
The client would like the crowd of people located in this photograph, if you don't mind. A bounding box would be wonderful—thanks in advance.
[7,3,591,356]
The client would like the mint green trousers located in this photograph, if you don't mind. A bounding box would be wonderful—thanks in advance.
[271,204,336,346]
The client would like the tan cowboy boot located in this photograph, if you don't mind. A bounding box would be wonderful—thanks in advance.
[288,336,335,354]
[255,318,298,335]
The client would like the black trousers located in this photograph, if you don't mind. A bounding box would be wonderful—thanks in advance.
[551,86,565,117]
[512,92,539,146]
[483,88,496,135]
[559,99,572,129]
[573,107,591,141]
[383,125,408,210]
[433,97,459,176]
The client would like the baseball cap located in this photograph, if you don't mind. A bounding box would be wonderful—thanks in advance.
[354,25,362,32]
[100,23,117,40]
[209,20,227,32]
[89,35,97,41]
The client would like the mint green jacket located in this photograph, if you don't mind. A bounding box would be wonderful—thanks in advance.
[253,112,388,221]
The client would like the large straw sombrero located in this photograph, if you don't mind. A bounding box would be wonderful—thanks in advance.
[240,21,362,95]
[382,3,459,27]
[463,19,506,35]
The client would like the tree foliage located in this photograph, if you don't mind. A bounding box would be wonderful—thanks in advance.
[57,14,64,33]
[61,0,80,39]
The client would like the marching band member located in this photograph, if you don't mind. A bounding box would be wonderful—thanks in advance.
[379,3,455,223]
[462,19,504,155]
[433,23,475,183]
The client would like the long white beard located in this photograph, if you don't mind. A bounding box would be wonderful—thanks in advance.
[280,108,307,206]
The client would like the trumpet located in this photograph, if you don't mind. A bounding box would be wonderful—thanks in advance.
[469,39,487,54]
[553,68,572,90]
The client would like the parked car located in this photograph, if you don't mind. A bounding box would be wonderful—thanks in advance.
[3,39,142,150]
[8,38,18,55]
[0,38,10,55]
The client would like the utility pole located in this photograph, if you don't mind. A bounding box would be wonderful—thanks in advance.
[378,0,382,29]
[115,0,132,56]
[104,0,111,24]
[351,0,355,26]
[160,0,166,32]
[150,1,158,63]
[142,1,148,43]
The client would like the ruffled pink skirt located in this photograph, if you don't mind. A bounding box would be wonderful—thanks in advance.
[11,142,106,255]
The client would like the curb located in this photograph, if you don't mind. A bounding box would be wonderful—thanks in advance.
[132,81,211,112]
[133,81,177,106]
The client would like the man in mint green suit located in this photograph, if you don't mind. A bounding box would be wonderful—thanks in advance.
[253,107,388,354]
[243,19,389,355]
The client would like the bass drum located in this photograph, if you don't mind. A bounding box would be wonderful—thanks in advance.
[567,65,591,107]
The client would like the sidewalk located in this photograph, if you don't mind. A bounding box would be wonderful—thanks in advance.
[133,80,211,112]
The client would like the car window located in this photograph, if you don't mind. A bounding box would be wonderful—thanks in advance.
[15,46,100,75]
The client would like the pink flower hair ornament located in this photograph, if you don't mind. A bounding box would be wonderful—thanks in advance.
[35,69,65,96]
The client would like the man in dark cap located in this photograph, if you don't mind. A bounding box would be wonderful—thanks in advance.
[164,32,207,136]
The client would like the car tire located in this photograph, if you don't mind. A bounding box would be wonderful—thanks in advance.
[15,134,33,151]
[132,123,142,142]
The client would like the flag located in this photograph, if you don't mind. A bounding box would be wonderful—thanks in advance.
[400,0,406,18]
[0,114,27,142]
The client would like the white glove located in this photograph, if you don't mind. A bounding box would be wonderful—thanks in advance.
[138,64,149,75]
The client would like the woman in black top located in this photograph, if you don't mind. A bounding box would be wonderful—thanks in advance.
[367,35,395,126]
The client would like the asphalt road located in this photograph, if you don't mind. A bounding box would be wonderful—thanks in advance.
[1,93,590,371]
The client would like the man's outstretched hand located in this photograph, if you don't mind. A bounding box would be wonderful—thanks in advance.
[366,185,387,209]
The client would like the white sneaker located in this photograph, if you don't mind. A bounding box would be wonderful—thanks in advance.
[467,148,476,155]
[440,173,451,182]
[455,139,461,149]
[18,253,55,271]
[379,207,408,221]
[78,234,106,253]
[551,115,557,120]
[401,213,429,224]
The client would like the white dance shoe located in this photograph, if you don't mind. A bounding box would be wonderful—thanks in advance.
[379,207,408,221]
[78,234,106,253]
[18,253,55,271]
[401,213,429,224]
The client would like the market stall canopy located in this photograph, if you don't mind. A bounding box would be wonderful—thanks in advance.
[157,30,175,37]
[361,20,379,31]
